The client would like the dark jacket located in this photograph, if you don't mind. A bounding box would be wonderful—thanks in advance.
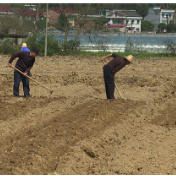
[108,53,126,73]
[9,51,35,73]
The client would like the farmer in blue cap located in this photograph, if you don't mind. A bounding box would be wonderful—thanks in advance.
[20,43,30,52]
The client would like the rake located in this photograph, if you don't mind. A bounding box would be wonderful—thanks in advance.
[11,65,54,94]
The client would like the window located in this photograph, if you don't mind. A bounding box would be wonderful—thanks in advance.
[112,19,122,24]
[103,11,106,16]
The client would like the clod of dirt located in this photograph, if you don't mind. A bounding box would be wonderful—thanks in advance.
[83,147,97,158]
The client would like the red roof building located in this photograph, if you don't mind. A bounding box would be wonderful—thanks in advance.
[0,5,14,14]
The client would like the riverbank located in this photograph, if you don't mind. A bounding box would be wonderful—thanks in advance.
[48,29,176,37]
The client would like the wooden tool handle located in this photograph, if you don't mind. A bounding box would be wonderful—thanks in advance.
[11,66,53,92]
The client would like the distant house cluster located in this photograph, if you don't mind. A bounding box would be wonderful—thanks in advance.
[144,7,175,32]
[0,5,77,30]
[0,4,175,33]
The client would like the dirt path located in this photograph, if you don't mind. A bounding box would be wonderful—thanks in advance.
[0,55,176,174]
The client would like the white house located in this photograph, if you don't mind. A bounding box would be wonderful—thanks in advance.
[99,9,142,33]
[144,7,175,32]
[160,9,175,25]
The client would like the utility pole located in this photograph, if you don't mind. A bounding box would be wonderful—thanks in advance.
[125,16,127,33]
[44,3,48,57]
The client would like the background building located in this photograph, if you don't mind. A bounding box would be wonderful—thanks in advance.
[160,9,175,25]
[99,9,142,33]
[144,6,175,32]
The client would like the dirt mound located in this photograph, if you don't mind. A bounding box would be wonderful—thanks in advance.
[0,55,176,174]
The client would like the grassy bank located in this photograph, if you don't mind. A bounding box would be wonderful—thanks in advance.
[0,37,175,59]
[78,51,175,59]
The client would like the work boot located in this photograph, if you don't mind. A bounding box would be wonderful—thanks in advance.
[24,95,31,98]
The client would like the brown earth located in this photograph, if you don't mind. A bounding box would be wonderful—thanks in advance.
[0,54,176,175]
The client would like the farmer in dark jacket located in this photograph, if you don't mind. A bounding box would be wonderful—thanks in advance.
[101,53,133,99]
[8,47,40,97]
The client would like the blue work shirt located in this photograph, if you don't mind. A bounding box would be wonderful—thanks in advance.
[21,47,30,52]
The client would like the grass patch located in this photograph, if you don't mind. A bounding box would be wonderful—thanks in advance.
[78,51,176,59]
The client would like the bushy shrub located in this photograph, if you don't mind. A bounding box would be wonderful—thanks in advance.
[26,35,80,56]
[0,39,19,55]
[26,34,61,56]
[36,35,61,56]
[59,39,80,55]
[26,34,39,49]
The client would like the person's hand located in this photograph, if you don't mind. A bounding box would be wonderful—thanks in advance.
[8,63,12,67]
[23,72,28,77]
[101,57,105,61]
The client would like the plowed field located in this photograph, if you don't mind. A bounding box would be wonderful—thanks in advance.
[0,55,176,174]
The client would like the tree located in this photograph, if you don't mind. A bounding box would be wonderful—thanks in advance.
[52,4,96,50]
[37,18,50,31]
[70,4,95,42]
[54,12,71,45]
[0,15,23,35]
[167,23,176,33]
[158,23,167,33]
[141,20,154,31]
[55,13,70,31]
[163,39,176,56]
[117,3,148,19]
[10,3,43,34]
[95,16,108,30]
[135,4,149,19]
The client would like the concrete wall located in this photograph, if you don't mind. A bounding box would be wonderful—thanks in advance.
[144,7,160,31]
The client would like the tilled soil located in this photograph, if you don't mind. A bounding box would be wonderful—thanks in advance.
[0,55,176,174]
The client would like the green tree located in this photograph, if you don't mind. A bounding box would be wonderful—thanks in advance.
[27,34,60,56]
[53,12,71,45]
[52,4,95,50]
[37,18,50,31]
[55,13,70,31]
[158,23,167,33]
[117,3,148,18]
[95,16,108,30]
[135,4,149,19]
[11,3,42,34]
[141,20,154,31]
[167,23,176,33]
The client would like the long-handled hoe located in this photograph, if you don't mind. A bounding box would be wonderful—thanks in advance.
[11,65,54,95]
[102,60,124,99]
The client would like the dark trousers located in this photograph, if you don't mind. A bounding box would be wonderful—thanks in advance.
[13,70,30,97]
[103,64,115,99]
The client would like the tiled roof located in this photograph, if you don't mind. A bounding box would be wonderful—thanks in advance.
[0,6,93,17]
[107,10,141,17]
[13,9,37,16]
[0,5,13,12]
[50,7,77,14]
[13,9,46,17]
